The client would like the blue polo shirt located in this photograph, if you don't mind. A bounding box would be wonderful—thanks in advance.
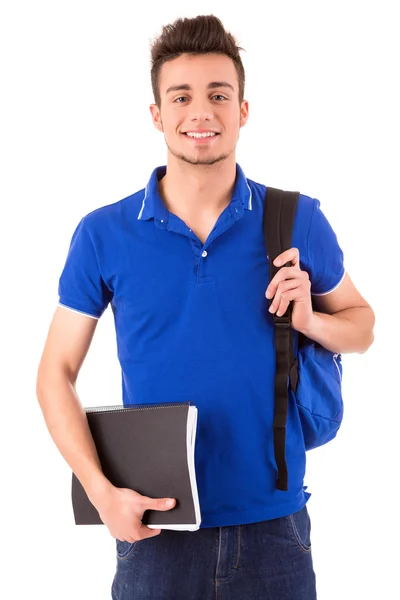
[58,163,345,528]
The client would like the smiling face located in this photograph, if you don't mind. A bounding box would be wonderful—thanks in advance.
[149,53,249,166]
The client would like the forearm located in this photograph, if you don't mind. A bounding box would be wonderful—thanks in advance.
[299,306,375,354]
[36,370,114,506]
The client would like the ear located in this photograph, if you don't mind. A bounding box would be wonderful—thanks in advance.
[149,104,163,132]
[239,100,249,128]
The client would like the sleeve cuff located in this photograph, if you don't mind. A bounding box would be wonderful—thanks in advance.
[311,269,346,296]
[58,301,101,320]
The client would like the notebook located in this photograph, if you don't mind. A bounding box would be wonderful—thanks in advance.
[71,402,201,531]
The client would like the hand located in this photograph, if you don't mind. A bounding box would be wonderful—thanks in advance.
[94,486,176,543]
[265,247,314,334]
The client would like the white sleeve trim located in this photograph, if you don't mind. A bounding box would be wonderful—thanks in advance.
[58,302,100,320]
[311,270,346,296]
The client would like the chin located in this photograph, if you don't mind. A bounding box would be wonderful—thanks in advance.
[167,144,233,166]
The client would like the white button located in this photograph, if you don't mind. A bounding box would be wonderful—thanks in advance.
[201,250,208,258]
[161,219,164,223]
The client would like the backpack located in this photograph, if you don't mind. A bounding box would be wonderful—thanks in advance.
[264,187,344,491]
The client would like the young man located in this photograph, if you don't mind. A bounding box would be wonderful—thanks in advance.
[36,14,375,600]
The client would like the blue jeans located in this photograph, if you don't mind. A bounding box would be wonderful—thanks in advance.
[111,504,317,599]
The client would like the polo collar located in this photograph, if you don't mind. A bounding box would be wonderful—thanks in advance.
[137,163,252,221]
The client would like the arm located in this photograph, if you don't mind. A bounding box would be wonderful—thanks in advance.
[266,197,375,355]
[36,304,176,540]
[303,272,375,354]
[266,257,375,355]
[36,305,114,507]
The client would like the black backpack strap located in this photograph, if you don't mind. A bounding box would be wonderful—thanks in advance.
[264,186,300,491]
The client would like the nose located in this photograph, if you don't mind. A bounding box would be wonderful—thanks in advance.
[189,101,214,122]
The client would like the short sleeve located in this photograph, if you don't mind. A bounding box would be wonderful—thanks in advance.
[58,218,113,318]
[307,199,345,295]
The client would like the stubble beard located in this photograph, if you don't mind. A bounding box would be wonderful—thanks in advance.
[165,139,234,166]
[158,109,242,165]
[161,118,240,166]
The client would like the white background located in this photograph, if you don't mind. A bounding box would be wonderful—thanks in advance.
[1,1,398,598]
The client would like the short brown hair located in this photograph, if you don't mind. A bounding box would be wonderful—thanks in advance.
[150,15,246,107]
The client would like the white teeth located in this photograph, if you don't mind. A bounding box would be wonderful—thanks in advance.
[186,132,217,138]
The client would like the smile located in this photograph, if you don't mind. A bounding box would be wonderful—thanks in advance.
[182,132,220,143]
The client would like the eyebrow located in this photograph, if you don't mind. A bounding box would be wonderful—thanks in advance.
[165,81,235,95]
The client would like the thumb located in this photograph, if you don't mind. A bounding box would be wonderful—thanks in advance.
[146,497,176,511]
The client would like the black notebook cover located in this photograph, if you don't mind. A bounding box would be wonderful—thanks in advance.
[71,402,201,530]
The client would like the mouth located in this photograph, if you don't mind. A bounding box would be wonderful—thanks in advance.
[181,132,220,144]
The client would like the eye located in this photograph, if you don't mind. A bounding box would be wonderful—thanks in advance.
[173,95,227,104]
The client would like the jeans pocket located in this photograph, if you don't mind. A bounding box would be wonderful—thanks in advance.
[287,505,312,553]
[116,539,138,561]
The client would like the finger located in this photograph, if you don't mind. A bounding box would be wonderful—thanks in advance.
[275,294,292,317]
[275,280,311,316]
[273,247,300,269]
[265,267,302,299]
[140,524,161,536]
[269,281,302,315]
[142,496,176,511]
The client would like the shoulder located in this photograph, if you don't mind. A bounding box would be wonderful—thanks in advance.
[79,187,146,236]
[246,176,318,225]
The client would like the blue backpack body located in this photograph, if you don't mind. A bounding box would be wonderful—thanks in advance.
[264,188,344,491]
[295,336,343,450]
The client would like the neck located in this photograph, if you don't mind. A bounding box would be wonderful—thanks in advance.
[158,157,237,218]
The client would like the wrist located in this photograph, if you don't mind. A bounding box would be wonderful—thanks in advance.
[297,311,320,338]
[86,474,115,509]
